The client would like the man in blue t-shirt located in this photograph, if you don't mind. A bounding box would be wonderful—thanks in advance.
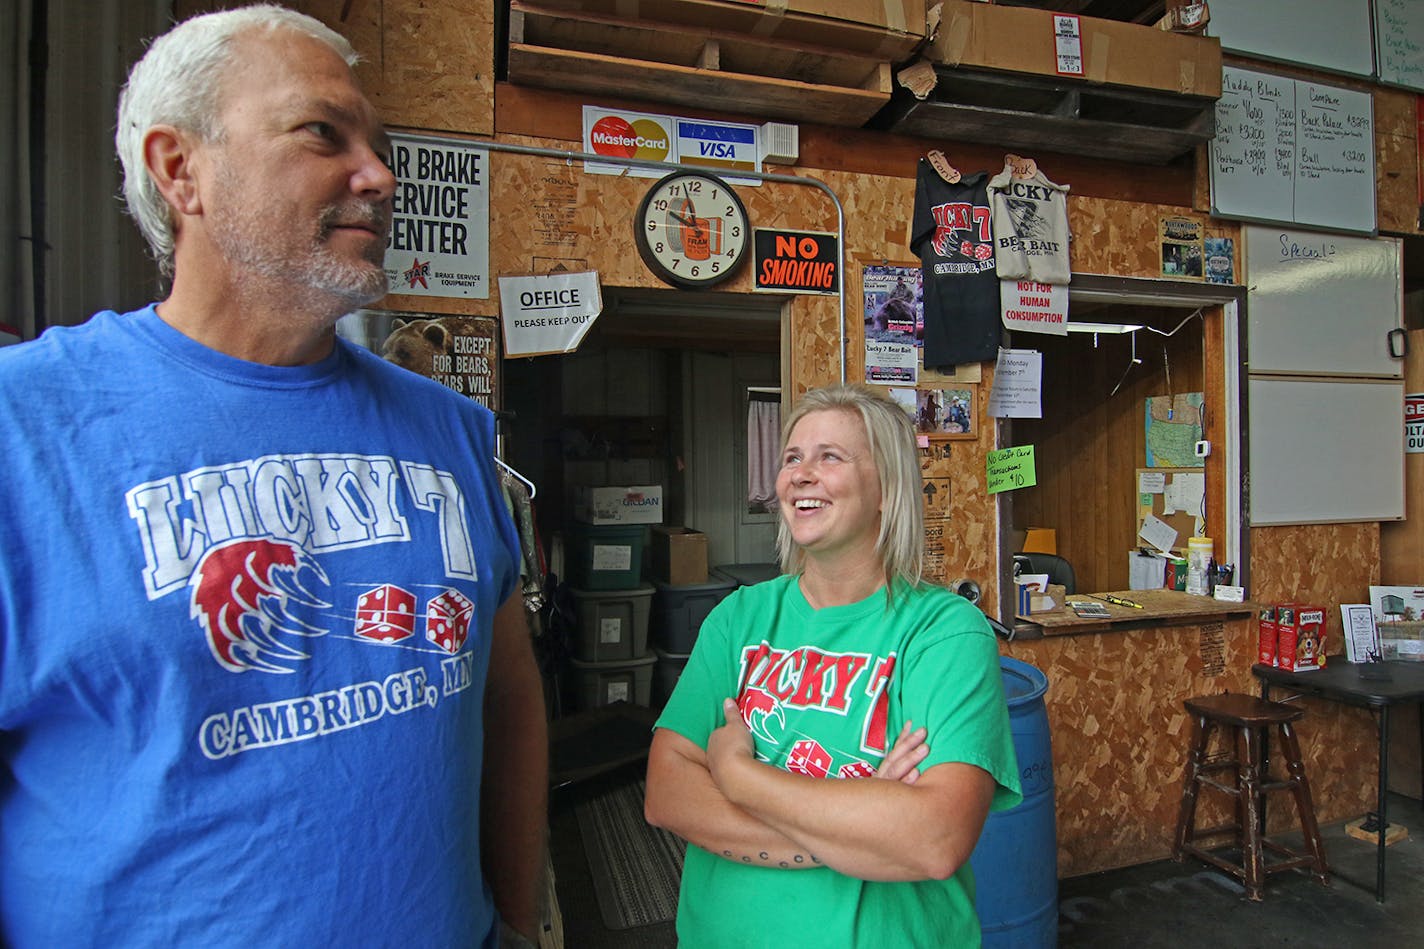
[0,6,547,947]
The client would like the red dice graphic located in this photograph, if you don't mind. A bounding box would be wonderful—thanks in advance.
[425,588,474,654]
[838,761,876,780]
[785,738,832,779]
[355,584,416,642]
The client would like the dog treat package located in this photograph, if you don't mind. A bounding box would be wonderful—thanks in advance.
[1275,603,1327,672]
[1256,604,1278,667]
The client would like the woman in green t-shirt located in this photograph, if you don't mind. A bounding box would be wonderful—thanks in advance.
[646,383,1022,948]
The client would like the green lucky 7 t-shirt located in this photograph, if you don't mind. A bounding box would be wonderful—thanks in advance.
[655,575,1022,949]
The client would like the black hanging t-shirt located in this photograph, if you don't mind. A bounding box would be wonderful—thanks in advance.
[909,162,1000,369]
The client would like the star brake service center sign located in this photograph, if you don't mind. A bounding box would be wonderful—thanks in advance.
[384,132,490,299]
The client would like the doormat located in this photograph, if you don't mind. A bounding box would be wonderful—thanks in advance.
[575,779,686,930]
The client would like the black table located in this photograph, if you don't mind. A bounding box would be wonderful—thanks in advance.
[1253,660,1424,902]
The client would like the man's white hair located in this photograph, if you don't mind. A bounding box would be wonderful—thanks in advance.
[115,4,358,275]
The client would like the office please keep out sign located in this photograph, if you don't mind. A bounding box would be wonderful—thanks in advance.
[498,272,603,357]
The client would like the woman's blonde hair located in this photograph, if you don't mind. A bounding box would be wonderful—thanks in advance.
[775,384,924,590]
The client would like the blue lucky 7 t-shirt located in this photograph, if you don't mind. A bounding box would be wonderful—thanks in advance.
[0,306,520,947]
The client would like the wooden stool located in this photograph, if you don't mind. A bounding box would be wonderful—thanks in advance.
[1172,692,1329,900]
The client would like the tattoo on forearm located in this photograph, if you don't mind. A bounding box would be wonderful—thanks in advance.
[721,848,821,867]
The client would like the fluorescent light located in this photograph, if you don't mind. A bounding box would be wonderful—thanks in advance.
[1065,321,1144,335]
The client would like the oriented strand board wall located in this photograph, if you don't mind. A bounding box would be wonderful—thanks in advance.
[1251,522,1382,664]
[175,0,495,136]
[1004,619,1376,879]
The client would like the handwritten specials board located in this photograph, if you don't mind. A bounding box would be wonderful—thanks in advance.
[1376,0,1424,93]
[1209,66,1375,234]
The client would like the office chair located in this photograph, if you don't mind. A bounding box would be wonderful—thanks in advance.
[1013,552,1076,595]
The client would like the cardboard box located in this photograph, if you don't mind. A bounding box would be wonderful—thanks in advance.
[1276,603,1327,672]
[1256,605,1278,667]
[532,0,927,58]
[930,1,1222,99]
[573,485,664,525]
[649,527,709,586]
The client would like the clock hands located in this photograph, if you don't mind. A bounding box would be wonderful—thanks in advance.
[668,197,698,230]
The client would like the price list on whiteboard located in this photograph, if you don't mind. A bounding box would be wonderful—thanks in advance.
[1209,66,1375,234]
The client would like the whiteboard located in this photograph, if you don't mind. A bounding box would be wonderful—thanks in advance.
[1376,0,1424,91]
[1210,67,1376,233]
[1249,377,1404,525]
[1244,227,1403,377]
[1209,0,1375,76]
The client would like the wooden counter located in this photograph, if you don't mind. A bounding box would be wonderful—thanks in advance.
[1013,588,1257,637]
[1000,595,1378,879]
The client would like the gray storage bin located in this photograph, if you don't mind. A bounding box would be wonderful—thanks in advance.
[568,652,656,710]
[651,575,736,652]
[569,583,654,662]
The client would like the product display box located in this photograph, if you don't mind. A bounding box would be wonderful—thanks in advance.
[930,0,1222,99]
[1016,581,1066,617]
[573,484,664,525]
[530,0,927,58]
[1256,605,1279,667]
[1275,603,1327,672]
[649,526,709,586]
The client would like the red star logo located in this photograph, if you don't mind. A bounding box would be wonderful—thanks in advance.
[403,258,430,289]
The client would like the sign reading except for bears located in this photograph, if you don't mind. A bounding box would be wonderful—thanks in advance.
[380,314,500,410]
[753,229,840,294]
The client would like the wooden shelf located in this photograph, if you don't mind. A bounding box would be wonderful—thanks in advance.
[874,65,1216,164]
[507,1,894,127]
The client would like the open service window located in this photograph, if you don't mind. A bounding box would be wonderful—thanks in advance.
[997,275,1247,624]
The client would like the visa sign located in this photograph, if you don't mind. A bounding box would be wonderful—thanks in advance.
[676,119,758,175]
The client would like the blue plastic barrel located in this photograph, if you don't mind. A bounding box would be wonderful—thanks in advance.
[969,656,1057,949]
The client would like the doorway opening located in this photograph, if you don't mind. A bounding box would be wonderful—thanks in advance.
[501,287,785,578]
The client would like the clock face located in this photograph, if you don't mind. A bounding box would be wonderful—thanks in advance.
[634,171,750,289]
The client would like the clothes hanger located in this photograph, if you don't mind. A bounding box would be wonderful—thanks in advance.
[926,149,960,184]
[494,456,536,500]
[1004,153,1039,180]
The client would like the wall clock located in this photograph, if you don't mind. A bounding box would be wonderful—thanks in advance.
[634,171,750,290]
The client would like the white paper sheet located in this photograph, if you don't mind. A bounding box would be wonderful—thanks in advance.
[1341,603,1380,662]
[1138,513,1179,553]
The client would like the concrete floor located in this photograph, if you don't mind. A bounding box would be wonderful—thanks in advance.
[550,777,1424,948]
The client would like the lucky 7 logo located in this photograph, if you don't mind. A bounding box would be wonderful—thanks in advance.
[929,201,991,259]
[735,642,897,779]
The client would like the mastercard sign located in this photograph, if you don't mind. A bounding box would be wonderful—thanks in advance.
[583,107,677,177]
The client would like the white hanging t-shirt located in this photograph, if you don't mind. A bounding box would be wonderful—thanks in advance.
[986,166,1071,284]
